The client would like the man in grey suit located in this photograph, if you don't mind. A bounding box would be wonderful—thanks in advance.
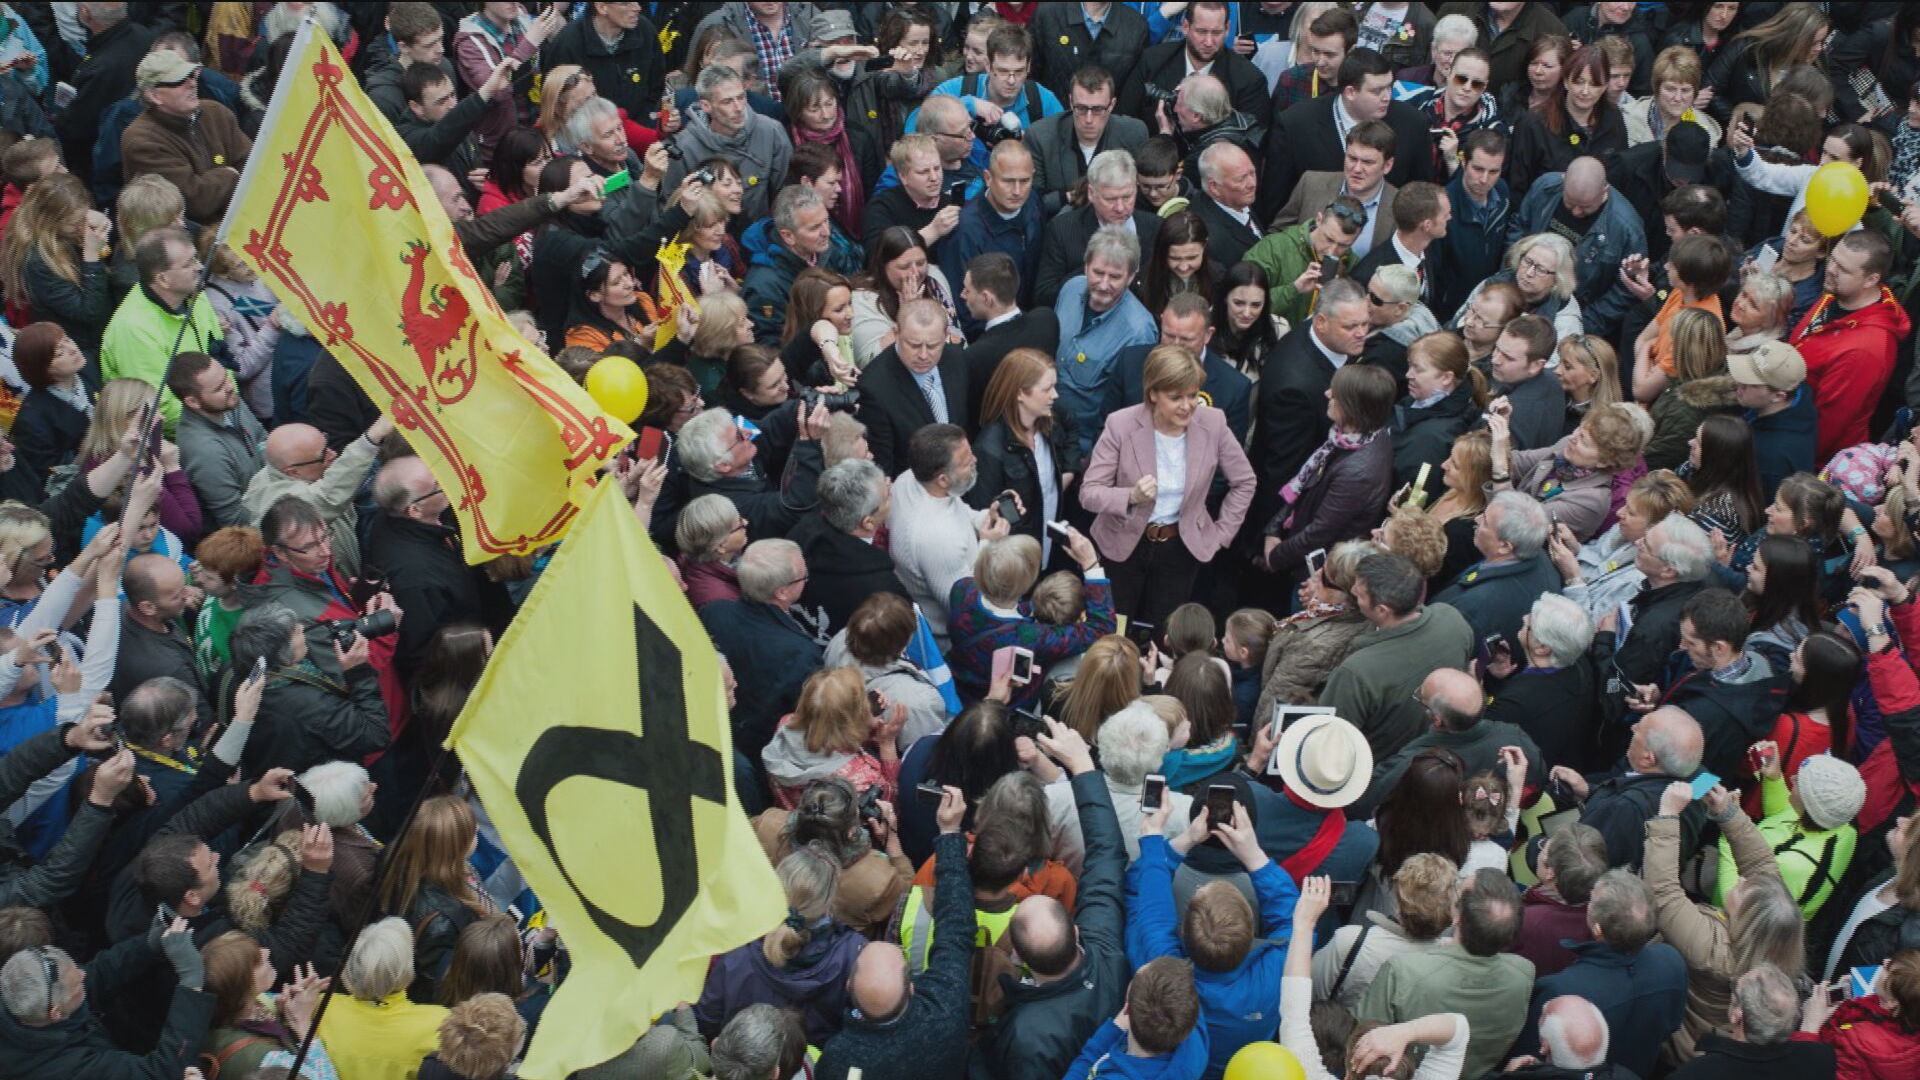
[1027,66,1148,217]
[1271,120,1400,258]
[1034,149,1162,307]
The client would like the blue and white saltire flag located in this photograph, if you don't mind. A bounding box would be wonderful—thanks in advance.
[906,604,963,715]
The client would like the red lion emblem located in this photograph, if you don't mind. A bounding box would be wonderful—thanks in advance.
[398,240,477,405]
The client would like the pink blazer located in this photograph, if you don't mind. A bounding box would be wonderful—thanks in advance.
[1079,403,1256,564]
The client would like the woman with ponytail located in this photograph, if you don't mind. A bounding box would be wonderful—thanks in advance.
[694,844,863,1045]
[1388,331,1489,504]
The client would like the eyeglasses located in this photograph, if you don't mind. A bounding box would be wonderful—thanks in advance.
[1069,103,1111,118]
[1518,255,1556,279]
[1450,73,1488,91]
[1368,291,1402,306]
[284,447,335,470]
[1326,201,1367,229]
[275,535,327,556]
[410,486,445,507]
[933,128,971,141]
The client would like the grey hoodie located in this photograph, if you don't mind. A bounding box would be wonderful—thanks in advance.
[824,631,950,750]
[662,105,793,220]
[760,723,858,792]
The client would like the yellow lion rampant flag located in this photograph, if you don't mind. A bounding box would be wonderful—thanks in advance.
[220,21,631,564]
[448,479,782,1079]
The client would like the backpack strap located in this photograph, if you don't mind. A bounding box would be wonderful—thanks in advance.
[1328,921,1372,1001]
[1024,80,1042,124]
[200,1035,278,1080]
[1781,712,1805,769]
[1773,830,1842,907]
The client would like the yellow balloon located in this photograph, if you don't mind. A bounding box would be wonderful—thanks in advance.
[1805,161,1870,237]
[585,356,649,423]
[1225,1042,1304,1080]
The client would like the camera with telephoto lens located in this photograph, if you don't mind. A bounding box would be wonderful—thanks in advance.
[798,387,861,414]
[857,784,884,821]
[1143,81,1177,106]
[320,609,398,647]
[972,111,1024,145]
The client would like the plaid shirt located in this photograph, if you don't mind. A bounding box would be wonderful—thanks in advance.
[1270,63,1332,114]
[746,9,795,101]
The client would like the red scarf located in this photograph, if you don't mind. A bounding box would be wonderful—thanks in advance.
[795,110,864,236]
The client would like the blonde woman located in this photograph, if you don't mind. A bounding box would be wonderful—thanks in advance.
[1645,307,1736,470]
[1427,429,1494,588]
[1556,334,1622,438]
[1490,400,1650,542]
[694,846,862,1044]
[1728,270,1796,356]
[75,379,201,544]
[761,666,905,810]
[0,173,110,361]
[1053,635,1143,741]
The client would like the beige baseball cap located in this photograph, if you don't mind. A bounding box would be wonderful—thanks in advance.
[1727,339,1807,391]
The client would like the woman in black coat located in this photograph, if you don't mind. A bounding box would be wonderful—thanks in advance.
[967,348,1084,565]
[1701,5,1834,128]
[1261,364,1398,586]
[8,323,93,498]
[1506,44,1628,195]
[527,156,610,347]
[1388,332,1487,504]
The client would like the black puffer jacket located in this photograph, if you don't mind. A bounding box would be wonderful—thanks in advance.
[1389,383,1480,500]
[238,662,390,781]
[966,414,1084,550]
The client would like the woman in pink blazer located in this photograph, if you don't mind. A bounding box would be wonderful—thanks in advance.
[1080,345,1256,627]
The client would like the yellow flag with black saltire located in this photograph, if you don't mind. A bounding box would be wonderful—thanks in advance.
[447,480,782,1080]
[220,20,631,564]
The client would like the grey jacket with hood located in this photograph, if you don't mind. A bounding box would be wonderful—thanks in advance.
[663,105,794,221]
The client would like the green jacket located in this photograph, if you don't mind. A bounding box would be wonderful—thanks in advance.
[1713,773,1856,920]
[1242,223,1355,328]
[100,284,223,434]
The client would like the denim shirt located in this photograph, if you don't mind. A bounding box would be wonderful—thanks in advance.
[1055,276,1159,455]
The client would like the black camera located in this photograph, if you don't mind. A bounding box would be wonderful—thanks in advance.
[1142,82,1177,106]
[798,387,861,413]
[664,140,684,160]
[857,784,884,821]
[972,112,1024,146]
[321,609,399,647]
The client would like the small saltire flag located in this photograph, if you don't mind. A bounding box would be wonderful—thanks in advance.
[448,480,782,1079]
[220,21,631,563]
[907,604,963,715]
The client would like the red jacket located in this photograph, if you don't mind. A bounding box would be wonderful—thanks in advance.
[1822,995,1920,1080]
[1790,287,1913,466]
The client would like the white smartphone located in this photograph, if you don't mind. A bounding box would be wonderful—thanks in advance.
[1305,548,1327,579]
[1046,520,1072,538]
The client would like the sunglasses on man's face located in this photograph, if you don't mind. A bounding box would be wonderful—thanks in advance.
[1451,73,1488,91]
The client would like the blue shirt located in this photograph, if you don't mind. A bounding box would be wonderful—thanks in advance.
[1055,276,1159,454]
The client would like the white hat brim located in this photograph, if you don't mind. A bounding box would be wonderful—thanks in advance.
[1274,714,1373,809]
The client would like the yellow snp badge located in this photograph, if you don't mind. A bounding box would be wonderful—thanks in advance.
[214,154,226,165]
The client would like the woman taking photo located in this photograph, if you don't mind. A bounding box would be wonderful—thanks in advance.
[0,173,111,369]
[851,226,960,367]
[779,268,859,391]
[1490,400,1648,543]
[1745,629,1857,820]
[1728,120,1879,242]
[376,795,497,1004]
[1141,210,1218,318]
[894,700,1019,863]
[668,188,745,298]
[199,931,335,1078]
[719,343,793,426]
[1645,308,1738,471]
[1508,44,1628,194]
[1743,212,1830,330]
[1426,430,1494,590]
[1391,332,1488,502]
[968,349,1082,561]
[1683,414,1766,540]
[948,533,1115,709]
[76,379,200,545]
[754,775,913,940]
[528,157,609,347]
[782,67,878,234]
[761,666,905,810]
[9,323,93,496]
[1080,345,1255,628]
[1213,262,1284,382]
[1262,364,1397,580]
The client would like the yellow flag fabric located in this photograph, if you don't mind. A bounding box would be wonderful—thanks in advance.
[447,480,783,1080]
[221,23,631,563]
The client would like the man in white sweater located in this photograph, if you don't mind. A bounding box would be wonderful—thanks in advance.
[887,424,1009,648]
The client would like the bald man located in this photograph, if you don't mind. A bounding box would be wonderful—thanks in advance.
[361,456,503,679]
[1506,155,1648,338]
[938,140,1043,323]
[816,785,975,1080]
[1551,705,1708,870]
[241,415,391,580]
[1349,666,1546,817]
[1506,995,1616,1078]
[112,552,212,731]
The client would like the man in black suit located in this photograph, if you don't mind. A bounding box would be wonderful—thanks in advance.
[1118,1,1270,126]
[855,298,971,476]
[960,252,1060,419]
[1189,141,1263,270]
[1258,47,1438,225]
[1031,2,1151,104]
[1026,66,1149,217]
[1251,278,1372,521]
[1113,294,1252,445]
[1349,180,1453,309]
[1033,149,1162,306]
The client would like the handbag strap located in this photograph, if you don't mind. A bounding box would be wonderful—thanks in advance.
[1329,921,1372,1001]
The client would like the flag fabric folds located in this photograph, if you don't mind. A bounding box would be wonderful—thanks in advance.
[448,481,782,1079]
[220,21,630,564]
[907,604,964,715]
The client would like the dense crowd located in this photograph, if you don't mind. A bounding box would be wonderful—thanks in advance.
[10,2,1920,1080]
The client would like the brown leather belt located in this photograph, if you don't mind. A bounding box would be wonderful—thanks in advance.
[1144,522,1179,543]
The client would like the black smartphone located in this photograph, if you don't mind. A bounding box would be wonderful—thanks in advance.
[941,180,969,208]
[868,689,885,717]
[994,490,1022,530]
[1142,773,1167,812]
[1011,707,1048,742]
[1329,880,1359,907]
[915,780,946,807]
[1483,633,1508,659]
[1126,620,1157,650]
[1880,188,1908,214]
[1319,255,1340,282]
[1205,784,1235,829]
[1825,979,1849,1007]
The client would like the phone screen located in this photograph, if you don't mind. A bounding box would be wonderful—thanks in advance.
[1010,649,1034,685]
[1127,621,1157,649]
[916,781,946,807]
[1205,785,1235,828]
[1142,774,1167,812]
[1305,548,1326,579]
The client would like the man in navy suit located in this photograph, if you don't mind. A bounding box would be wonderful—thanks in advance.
[1112,293,1252,445]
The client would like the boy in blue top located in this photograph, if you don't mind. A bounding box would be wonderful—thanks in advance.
[1128,794,1299,1080]
[1065,956,1210,1080]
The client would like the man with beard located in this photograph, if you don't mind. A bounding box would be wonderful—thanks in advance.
[886,423,1012,649]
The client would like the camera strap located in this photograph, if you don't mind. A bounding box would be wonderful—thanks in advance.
[962,73,1042,126]
[273,665,347,697]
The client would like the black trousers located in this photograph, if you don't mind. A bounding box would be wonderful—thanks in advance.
[1108,532,1200,632]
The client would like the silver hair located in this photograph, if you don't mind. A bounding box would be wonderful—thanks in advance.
[774,183,826,236]
[1318,276,1368,319]
[1373,264,1422,305]
[1085,149,1137,192]
[1196,140,1245,186]
[1509,233,1578,302]
[230,604,301,672]
[676,494,742,561]
[915,93,968,134]
[1738,273,1796,334]
[818,459,887,534]
[1528,594,1594,667]
[676,408,738,483]
[1647,513,1714,581]
[1488,490,1550,558]
[711,1003,790,1080]
[696,62,745,99]
[0,947,74,1022]
[1734,963,1801,1044]
[1644,706,1705,777]
[1084,225,1140,275]
[1586,870,1658,952]
[736,539,803,605]
[563,96,620,156]
[1096,701,1173,786]
[1431,13,1479,52]
[1539,995,1609,1069]
[344,917,416,1001]
[1179,74,1231,126]
[298,761,372,828]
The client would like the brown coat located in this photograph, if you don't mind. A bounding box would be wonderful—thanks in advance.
[753,809,912,938]
[120,100,252,224]
[1255,608,1370,725]
[1645,808,1780,1064]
